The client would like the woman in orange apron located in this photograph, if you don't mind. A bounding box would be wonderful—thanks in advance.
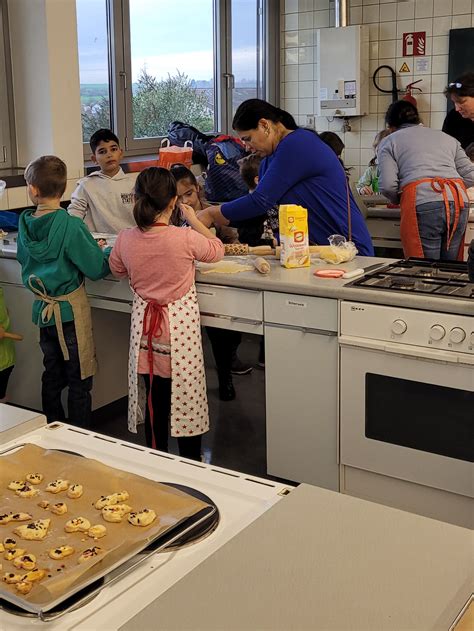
[378,100,474,260]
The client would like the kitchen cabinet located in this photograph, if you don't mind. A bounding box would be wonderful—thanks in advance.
[1,258,129,411]
[264,292,339,489]
[196,283,263,335]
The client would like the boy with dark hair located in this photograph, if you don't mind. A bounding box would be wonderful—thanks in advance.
[234,154,277,247]
[68,128,136,233]
[18,155,111,427]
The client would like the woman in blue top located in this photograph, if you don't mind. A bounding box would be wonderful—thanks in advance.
[198,99,374,256]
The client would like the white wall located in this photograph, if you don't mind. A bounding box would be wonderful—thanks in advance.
[280,0,474,180]
[7,0,83,178]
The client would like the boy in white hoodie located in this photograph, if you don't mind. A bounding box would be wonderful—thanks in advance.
[68,129,136,233]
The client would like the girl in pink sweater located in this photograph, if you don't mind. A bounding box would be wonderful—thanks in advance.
[110,167,224,460]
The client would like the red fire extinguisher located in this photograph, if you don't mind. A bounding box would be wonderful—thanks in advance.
[403,79,423,107]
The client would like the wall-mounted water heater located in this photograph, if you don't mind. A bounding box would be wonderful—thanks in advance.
[316,25,369,117]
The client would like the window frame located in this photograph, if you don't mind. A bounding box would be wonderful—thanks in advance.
[0,0,14,169]
[80,0,279,157]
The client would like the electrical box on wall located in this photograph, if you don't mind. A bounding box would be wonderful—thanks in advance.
[316,25,369,117]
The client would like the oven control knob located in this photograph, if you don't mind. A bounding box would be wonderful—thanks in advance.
[449,328,466,344]
[391,319,407,335]
[429,325,446,341]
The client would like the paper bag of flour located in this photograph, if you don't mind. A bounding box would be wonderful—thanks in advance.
[279,204,310,268]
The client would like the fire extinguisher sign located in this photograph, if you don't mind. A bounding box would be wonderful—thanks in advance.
[402,32,426,57]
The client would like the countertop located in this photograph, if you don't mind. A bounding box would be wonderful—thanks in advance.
[121,483,474,631]
[195,256,474,316]
[1,249,472,316]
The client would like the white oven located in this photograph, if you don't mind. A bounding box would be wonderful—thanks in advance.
[339,302,473,504]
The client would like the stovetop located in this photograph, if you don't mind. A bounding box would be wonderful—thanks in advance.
[349,258,473,300]
[0,421,292,629]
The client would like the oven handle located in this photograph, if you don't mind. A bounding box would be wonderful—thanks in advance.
[339,335,473,365]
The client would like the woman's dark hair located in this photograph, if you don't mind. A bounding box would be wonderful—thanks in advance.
[385,100,421,129]
[232,99,298,132]
[133,167,177,230]
[169,163,197,186]
[318,132,345,158]
[445,72,474,98]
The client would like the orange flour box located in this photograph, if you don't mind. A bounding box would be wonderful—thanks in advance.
[279,204,310,268]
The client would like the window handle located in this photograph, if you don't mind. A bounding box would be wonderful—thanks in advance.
[223,73,235,90]
[119,71,127,90]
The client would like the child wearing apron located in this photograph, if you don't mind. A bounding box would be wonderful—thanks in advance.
[109,167,224,460]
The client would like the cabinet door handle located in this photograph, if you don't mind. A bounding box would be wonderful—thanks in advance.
[231,317,263,326]
[266,322,337,336]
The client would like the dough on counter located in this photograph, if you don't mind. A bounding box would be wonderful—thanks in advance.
[14,519,50,541]
[94,491,129,510]
[3,537,16,549]
[0,513,12,525]
[64,517,91,533]
[87,524,107,539]
[128,509,157,527]
[13,554,36,570]
[2,572,22,584]
[4,548,25,561]
[25,473,43,485]
[15,484,39,498]
[78,546,104,564]
[50,502,68,516]
[67,484,83,499]
[7,480,25,491]
[199,261,254,275]
[49,545,75,560]
[253,257,271,275]
[15,580,33,595]
[0,543,4,553]
[101,504,132,523]
[45,479,69,494]
[11,512,33,522]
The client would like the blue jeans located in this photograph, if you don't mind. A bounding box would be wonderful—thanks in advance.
[39,321,93,428]
[416,201,468,261]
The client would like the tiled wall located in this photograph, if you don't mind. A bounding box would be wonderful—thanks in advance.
[280,0,474,180]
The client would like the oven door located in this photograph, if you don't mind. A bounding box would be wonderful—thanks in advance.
[339,337,474,497]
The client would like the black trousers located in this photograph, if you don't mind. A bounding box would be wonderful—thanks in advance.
[205,327,241,380]
[142,374,202,461]
[39,322,93,428]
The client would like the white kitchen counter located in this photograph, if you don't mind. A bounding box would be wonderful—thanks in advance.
[1,251,471,315]
[120,483,473,631]
[194,256,474,316]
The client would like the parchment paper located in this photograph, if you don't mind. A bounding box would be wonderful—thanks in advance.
[0,443,209,612]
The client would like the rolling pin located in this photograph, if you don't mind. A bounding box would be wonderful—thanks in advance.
[0,326,23,341]
[224,244,274,256]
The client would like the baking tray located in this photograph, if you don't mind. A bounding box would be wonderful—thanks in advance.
[0,443,215,616]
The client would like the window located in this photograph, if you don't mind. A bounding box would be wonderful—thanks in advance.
[0,0,13,167]
[76,0,277,153]
[76,0,112,143]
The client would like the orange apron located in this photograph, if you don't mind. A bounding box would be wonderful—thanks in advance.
[400,177,467,260]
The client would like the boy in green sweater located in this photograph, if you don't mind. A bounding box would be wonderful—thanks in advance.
[18,155,111,427]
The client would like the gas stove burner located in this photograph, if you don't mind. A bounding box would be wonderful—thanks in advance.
[390,277,416,289]
[348,258,473,300]
[0,578,105,619]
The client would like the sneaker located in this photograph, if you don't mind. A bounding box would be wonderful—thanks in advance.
[231,358,253,375]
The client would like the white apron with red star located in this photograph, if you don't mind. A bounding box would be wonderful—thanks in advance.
[127,284,209,438]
